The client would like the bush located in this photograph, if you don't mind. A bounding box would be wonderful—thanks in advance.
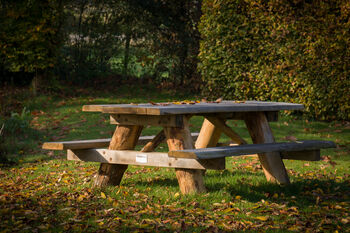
[0,107,38,163]
[198,0,350,120]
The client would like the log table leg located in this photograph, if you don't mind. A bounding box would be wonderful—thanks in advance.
[195,118,222,149]
[94,124,143,187]
[164,116,206,194]
[195,118,222,175]
[244,112,290,184]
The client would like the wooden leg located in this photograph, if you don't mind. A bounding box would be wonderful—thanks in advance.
[195,118,222,148]
[164,116,206,194]
[244,112,290,184]
[195,118,223,175]
[205,116,247,145]
[94,124,143,187]
[141,130,165,152]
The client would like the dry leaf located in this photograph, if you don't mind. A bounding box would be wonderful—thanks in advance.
[255,216,269,221]
[215,97,223,103]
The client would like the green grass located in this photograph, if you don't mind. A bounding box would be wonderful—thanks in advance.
[0,85,349,232]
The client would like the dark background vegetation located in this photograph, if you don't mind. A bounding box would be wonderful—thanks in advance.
[199,0,350,120]
[0,0,349,138]
[0,0,202,93]
[1,0,349,120]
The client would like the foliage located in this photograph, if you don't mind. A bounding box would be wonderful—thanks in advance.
[0,0,64,75]
[130,0,202,87]
[0,107,41,163]
[56,0,125,83]
[4,107,32,135]
[198,0,350,120]
[54,0,202,88]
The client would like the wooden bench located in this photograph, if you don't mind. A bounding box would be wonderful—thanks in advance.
[42,133,226,170]
[42,132,199,150]
[169,140,336,161]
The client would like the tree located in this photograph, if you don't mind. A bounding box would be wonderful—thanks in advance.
[0,0,64,94]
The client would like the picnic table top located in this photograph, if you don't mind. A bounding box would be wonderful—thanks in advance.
[82,101,304,116]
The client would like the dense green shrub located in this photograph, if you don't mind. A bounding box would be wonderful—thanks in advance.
[0,107,39,163]
[199,0,350,120]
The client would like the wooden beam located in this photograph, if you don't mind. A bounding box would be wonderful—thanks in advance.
[67,149,225,170]
[94,124,143,187]
[140,130,166,152]
[164,115,206,194]
[204,111,278,122]
[42,133,200,151]
[110,114,184,127]
[168,140,335,159]
[42,139,111,150]
[244,112,290,184]
[205,116,247,145]
[281,150,320,161]
[195,118,222,149]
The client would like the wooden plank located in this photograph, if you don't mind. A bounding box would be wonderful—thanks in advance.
[205,116,247,145]
[110,114,184,127]
[245,112,290,184]
[265,111,278,122]
[195,118,222,149]
[195,118,224,175]
[168,140,335,159]
[206,111,278,122]
[235,150,321,161]
[82,101,304,115]
[164,115,206,194]
[94,125,143,187]
[140,130,165,152]
[281,150,320,161]
[67,149,225,170]
[42,138,111,150]
[42,133,199,151]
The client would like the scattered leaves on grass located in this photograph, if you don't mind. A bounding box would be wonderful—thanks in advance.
[1,157,349,232]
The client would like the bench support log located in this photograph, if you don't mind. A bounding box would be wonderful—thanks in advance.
[195,118,224,175]
[195,118,222,149]
[205,116,247,145]
[164,116,206,194]
[244,112,290,185]
[140,130,165,152]
[94,124,143,187]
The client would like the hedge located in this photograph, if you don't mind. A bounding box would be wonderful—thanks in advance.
[198,0,350,120]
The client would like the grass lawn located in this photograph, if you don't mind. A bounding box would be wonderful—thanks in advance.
[0,85,349,232]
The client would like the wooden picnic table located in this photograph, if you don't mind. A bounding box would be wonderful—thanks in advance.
[81,101,306,194]
[43,100,336,194]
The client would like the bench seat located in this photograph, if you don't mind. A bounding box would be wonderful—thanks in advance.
[168,140,336,160]
[42,132,199,150]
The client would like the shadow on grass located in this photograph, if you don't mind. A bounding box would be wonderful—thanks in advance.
[132,169,349,209]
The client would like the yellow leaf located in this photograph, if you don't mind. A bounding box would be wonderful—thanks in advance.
[235,195,242,200]
[101,192,106,199]
[273,193,278,198]
[113,201,118,208]
[288,226,300,231]
[77,195,85,202]
[174,192,180,198]
[223,208,235,213]
[255,216,269,221]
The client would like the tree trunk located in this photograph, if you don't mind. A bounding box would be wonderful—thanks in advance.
[123,32,131,78]
[31,74,40,96]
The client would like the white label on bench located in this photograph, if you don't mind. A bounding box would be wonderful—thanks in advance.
[136,153,148,163]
